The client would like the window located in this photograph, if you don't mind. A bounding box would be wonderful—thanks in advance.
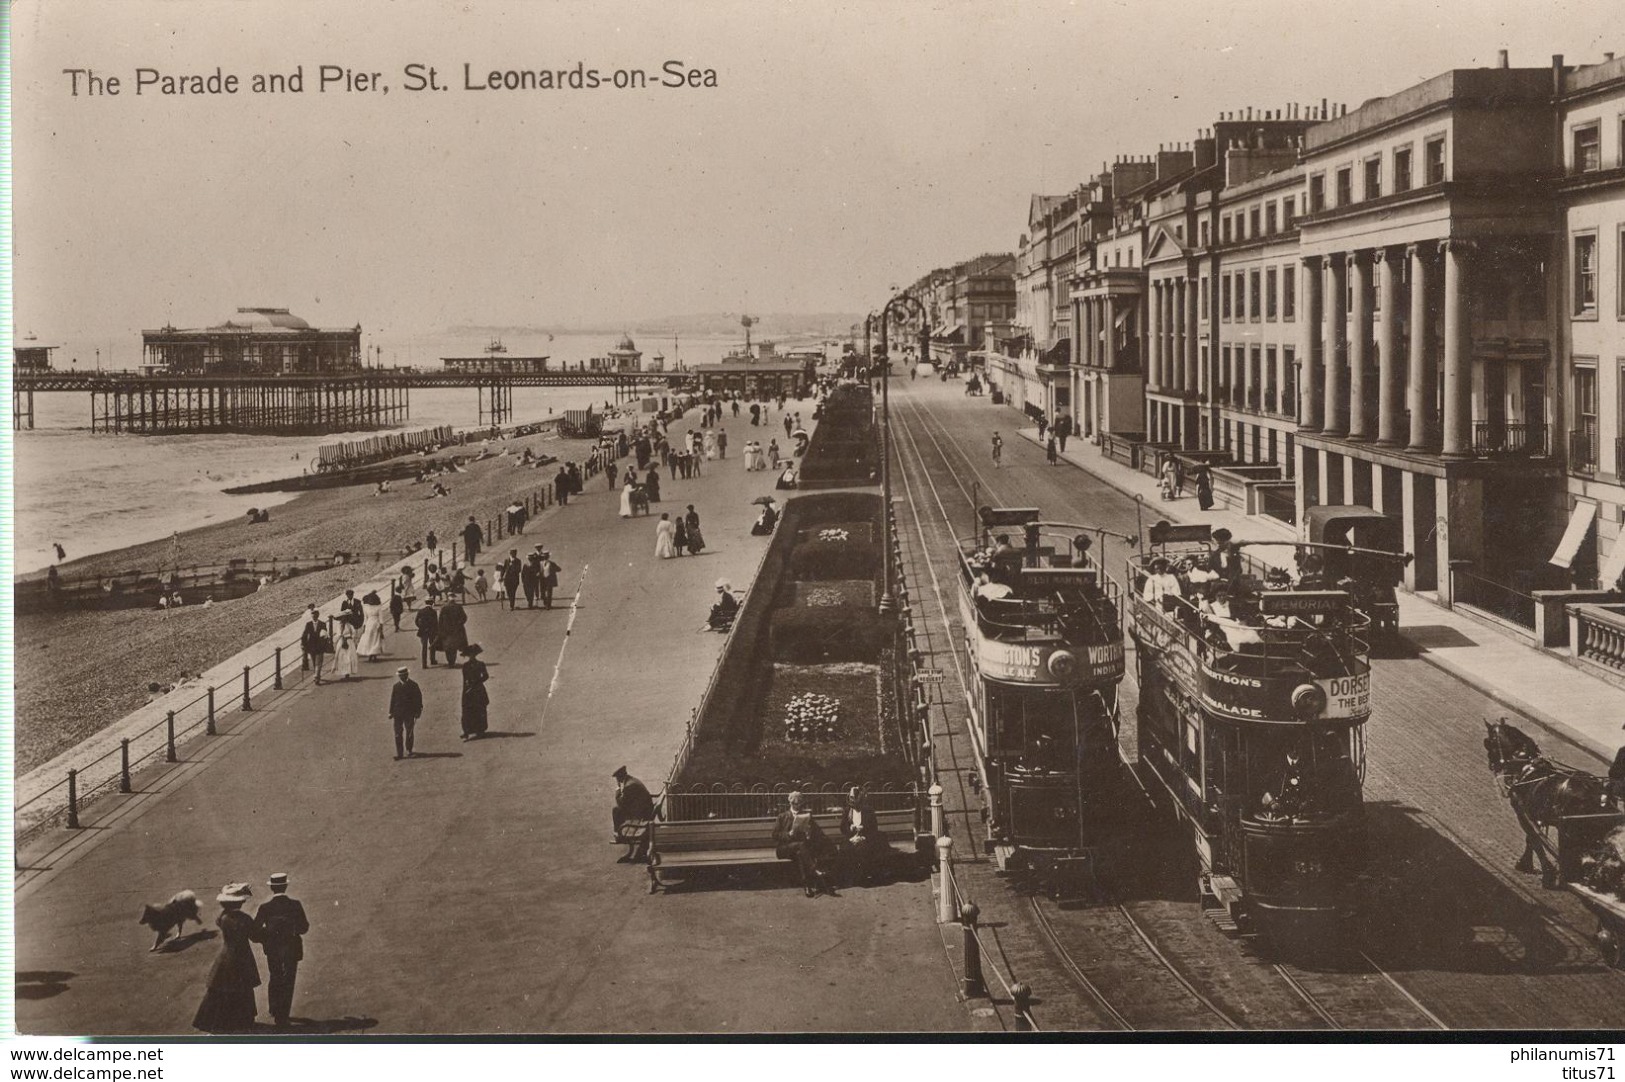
[1364,157,1381,200]
[1266,267,1278,319]
[1199,220,1210,248]
[1222,216,1233,244]
[1249,269,1262,320]
[1266,346,1279,413]
[1174,223,1184,242]
[1265,202,1278,235]
[1394,146,1413,193]
[1424,136,1446,184]
[1200,275,1209,320]
[1222,274,1233,320]
[1250,206,1262,238]
[1283,265,1297,321]
[1283,196,1296,230]
[1575,232,1598,315]
[1336,167,1354,206]
[1573,122,1602,173]
[1309,174,1326,213]
[1574,364,1598,470]
[1282,347,1297,418]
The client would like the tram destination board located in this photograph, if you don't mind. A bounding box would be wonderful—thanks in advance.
[979,506,1041,527]
[1258,590,1350,616]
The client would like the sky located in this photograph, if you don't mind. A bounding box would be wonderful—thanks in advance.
[12,0,1625,342]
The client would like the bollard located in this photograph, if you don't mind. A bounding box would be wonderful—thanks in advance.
[120,739,132,793]
[929,783,945,839]
[274,647,283,690]
[67,769,80,829]
[937,835,955,923]
[1011,982,1034,1030]
[166,711,178,762]
[242,666,253,711]
[206,687,216,735]
[452,542,459,567]
[487,521,493,547]
[497,516,504,540]
[960,902,985,997]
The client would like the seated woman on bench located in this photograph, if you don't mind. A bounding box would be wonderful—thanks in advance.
[774,792,837,897]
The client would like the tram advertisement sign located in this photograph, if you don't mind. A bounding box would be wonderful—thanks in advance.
[974,638,1124,684]
[1314,672,1371,719]
[976,639,1045,681]
[1258,590,1349,616]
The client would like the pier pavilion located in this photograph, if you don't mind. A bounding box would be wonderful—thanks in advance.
[141,307,361,375]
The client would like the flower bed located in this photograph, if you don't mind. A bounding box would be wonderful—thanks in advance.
[795,521,874,545]
[790,580,874,608]
[769,605,890,663]
[798,385,877,486]
[788,537,879,581]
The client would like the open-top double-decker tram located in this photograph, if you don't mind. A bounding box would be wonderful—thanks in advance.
[957,507,1129,893]
[1126,522,1371,950]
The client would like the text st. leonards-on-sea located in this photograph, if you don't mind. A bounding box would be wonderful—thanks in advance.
[61,62,719,97]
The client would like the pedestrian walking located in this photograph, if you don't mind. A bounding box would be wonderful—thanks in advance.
[1046,435,1058,465]
[1159,456,1177,501]
[461,516,484,567]
[334,620,359,680]
[655,513,678,559]
[389,666,423,759]
[500,549,522,610]
[251,873,309,1029]
[192,883,261,1034]
[389,589,405,631]
[783,414,793,438]
[1057,421,1069,453]
[685,505,705,554]
[460,644,490,740]
[1037,415,1048,441]
[717,429,728,458]
[522,552,541,607]
[674,515,689,555]
[426,530,439,557]
[1173,456,1186,498]
[555,466,571,506]
[539,550,560,609]
[301,610,332,685]
[397,565,417,610]
[414,600,440,667]
[645,465,662,503]
[436,597,469,666]
[474,568,490,603]
[1195,464,1215,511]
[358,591,386,659]
[606,460,619,490]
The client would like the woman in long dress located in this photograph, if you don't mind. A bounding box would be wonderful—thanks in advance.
[619,480,636,518]
[460,644,490,740]
[655,513,677,559]
[673,516,689,555]
[192,884,261,1033]
[703,429,718,460]
[357,592,386,659]
[334,620,359,679]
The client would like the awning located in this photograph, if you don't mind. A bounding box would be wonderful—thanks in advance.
[1549,498,1599,569]
[1043,339,1071,365]
[934,324,965,343]
[1599,529,1625,588]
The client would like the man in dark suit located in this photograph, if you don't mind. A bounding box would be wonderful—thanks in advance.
[612,766,656,863]
[539,550,560,610]
[300,609,330,684]
[252,872,310,1028]
[339,589,363,630]
[389,666,423,760]
[414,600,440,667]
[461,515,484,567]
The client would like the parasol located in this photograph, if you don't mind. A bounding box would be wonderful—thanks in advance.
[751,496,777,506]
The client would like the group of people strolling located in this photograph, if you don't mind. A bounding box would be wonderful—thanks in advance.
[655,505,707,559]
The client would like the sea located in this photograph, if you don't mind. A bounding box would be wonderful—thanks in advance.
[12,331,832,574]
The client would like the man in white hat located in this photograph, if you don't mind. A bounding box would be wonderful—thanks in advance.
[252,873,309,1028]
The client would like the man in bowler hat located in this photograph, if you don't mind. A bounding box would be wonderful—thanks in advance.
[252,873,310,1028]
[414,598,440,667]
[389,666,424,760]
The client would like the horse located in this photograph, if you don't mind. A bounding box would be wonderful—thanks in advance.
[1483,718,1619,886]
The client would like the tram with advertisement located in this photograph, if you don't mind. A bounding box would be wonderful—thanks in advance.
[957,507,1130,893]
[1126,521,1370,950]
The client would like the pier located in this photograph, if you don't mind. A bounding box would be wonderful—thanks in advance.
[13,369,689,434]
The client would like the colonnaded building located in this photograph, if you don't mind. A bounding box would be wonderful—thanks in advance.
[980,51,1625,632]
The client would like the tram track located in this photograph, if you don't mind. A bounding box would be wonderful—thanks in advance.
[889,383,1467,1031]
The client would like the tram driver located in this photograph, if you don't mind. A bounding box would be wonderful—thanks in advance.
[1261,749,1308,819]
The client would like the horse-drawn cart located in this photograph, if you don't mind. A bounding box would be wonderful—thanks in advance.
[1486,718,1625,968]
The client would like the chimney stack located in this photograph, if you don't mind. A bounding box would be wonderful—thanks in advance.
[1497,48,1509,68]
[1553,53,1565,95]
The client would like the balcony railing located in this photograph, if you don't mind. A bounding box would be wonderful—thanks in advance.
[1571,429,1599,474]
[1471,421,1549,458]
[1245,387,1261,412]
[1572,604,1625,674]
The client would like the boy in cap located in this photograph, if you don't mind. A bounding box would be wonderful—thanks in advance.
[252,873,310,1028]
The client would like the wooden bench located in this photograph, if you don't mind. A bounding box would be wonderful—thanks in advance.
[646,808,923,893]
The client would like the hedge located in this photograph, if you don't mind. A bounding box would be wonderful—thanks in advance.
[769,605,892,663]
[789,538,880,581]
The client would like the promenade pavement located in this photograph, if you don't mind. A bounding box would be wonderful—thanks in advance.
[16,411,966,1036]
[1016,424,1625,761]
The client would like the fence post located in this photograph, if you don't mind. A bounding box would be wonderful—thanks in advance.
[166,711,178,762]
[451,542,459,568]
[120,739,132,793]
[242,666,253,711]
[929,783,944,839]
[937,835,955,923]
[67,769,80,829]
[1011,983,1033,1030]
[960,902,985,997]
[486,521,493,547]
[206,687,216,735]
[274,648,283,690]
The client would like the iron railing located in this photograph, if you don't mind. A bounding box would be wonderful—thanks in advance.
[1571,429,1599,474]
[1472,420,1549,458]
[1451,566,1536,629]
